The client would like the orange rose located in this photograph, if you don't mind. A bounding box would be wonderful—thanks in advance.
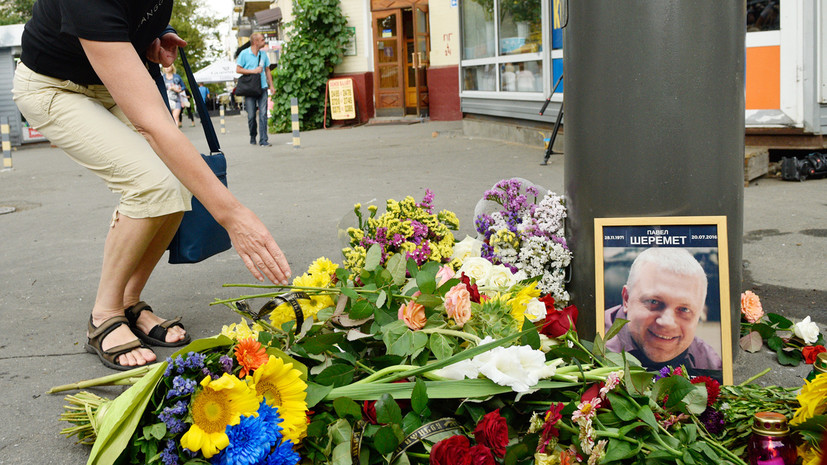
[398,300,427,330]
[740,290,764,323]
[444,283,472,327]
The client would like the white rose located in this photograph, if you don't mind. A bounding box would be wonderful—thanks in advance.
[451,235,483,263]
[458,256,492,284]
[524,298,547,322]
[487,264,517,289]
[794,316,821,345]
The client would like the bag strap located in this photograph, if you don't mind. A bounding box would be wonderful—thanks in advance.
[178,48,220,154]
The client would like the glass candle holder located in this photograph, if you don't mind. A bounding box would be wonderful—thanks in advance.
[747,412,797,465]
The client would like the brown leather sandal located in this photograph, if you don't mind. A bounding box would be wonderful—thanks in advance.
[85,315,154,371]
[124,301,191,348]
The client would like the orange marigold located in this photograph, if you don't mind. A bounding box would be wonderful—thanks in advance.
[234,338,269,378]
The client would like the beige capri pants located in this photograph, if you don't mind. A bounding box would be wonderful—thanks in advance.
[12,63,191,220]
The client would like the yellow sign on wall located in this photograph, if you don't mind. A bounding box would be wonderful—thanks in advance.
[329,78,356,120]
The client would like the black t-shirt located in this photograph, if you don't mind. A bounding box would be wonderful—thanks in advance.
[21,0,173,85]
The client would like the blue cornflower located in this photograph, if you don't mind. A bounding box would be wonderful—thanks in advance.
[211,414,271,465]
[172,355,186,374]
[262,439,300,465]
[219,355,234,374]
[160,439,179,465]
[164,357,175,377]
[183,351,206,370]
[166,376,197,399]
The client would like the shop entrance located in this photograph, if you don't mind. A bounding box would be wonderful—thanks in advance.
[371,1,429,117]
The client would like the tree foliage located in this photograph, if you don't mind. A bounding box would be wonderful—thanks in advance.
[0,0,33,26]
[169,0,224,78]
[270,0,352,133]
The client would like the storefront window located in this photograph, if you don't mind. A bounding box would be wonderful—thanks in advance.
[498,0,542,55]
[463,64,497,91]
[461,0,495,60]
[747,1,779,32]
[501,60,542,92]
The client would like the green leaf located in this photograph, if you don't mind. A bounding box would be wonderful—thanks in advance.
[387,330,414,357]
[691,441,720,463]
[143,423,166,440]
[406,259,419,281]
[767,335,784,351]
[331,441,353,465]
[752,322,775,339]
[316,364,356,387]
[376,289,387,309]
[601,438,636,463]
[305,382,334,408]
[349,298,377,320]
[414,293,442,309]
[637,405,658,430]
[683,385,709,415]
[739,331,764,352]
[302,332,346,354]
[416,261,439,295]
[386,253,407,286]
[411,378,429,414]
[411,331,429,355]
[606,392,637,421]
[333,397,363,420]
[375,393,403,425]
[605,318,629,342]
[401,411,422,435]
[328,418,353,445]
[428,333,454,360]
[373,425,400,454]
[777,347,802,366]
[520,318,541,349]
[339,285,358,300]
[767,312,793,329]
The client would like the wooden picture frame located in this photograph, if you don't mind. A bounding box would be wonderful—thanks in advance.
[595,216,733,385]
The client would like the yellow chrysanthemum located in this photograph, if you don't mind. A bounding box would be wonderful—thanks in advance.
[307,257,338,285]
[219,320,264,342]
[247,356,309,444]
[791,373,827,425]
[797,444,822,465]
[508,282,542,323]
[180,374,259,458]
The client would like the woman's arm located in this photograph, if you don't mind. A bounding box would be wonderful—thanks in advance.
[80,39,291,284]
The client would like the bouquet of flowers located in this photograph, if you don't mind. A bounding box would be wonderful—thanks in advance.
[739,290,826,366]
[473,178,571,305]
[341,190,459,276]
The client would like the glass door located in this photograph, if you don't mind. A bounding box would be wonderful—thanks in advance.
[372,10,405,117]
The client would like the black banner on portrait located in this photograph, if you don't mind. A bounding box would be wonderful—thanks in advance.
[594,216,733,385]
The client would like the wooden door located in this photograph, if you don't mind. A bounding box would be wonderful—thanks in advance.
[412,2,429,116]
[372,10,405,117]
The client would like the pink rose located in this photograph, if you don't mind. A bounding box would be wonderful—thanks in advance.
[740,290,763,323]
[398,300,427,330]
[444,283,472,327]
[436,265,455,287]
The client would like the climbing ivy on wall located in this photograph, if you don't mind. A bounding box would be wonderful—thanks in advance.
[270,0,351,133]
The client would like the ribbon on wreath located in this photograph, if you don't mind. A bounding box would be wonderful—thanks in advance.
[234,292,309,334]
[389,417,464,463]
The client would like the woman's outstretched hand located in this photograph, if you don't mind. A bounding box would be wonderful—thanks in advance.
[225,207,291,284]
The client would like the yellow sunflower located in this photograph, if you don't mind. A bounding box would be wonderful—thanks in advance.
[247,355,309,444]
[180,374,259,458]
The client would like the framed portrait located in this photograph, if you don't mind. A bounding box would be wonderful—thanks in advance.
[594,216,733,385]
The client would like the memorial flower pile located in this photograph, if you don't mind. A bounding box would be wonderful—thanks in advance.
[473,178,572,305]
[739,290,826,366]
[53,187,817,465]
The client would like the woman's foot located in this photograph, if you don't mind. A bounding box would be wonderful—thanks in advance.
[89,312,156,368]
[124,301,189,346]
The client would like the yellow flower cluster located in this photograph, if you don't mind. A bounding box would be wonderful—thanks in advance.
[791,373,827,425]
[270,257,338,328]
[220,320,266,342]
[491,229,520,255]
[508,282,541,325]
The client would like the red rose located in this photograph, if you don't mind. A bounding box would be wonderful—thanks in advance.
[540,305,578,338]
[473,409,509,458]
[460,272,481,303]
[430,435,471,465]
[539,294,555,312]
[362,400,378,424]
[803,345,827,364]
[467,444,496,465]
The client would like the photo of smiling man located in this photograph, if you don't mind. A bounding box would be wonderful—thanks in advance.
[604,247,723,379]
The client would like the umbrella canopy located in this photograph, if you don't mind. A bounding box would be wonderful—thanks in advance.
[192,60,240,84]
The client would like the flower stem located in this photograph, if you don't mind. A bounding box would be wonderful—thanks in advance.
[419,328,482,345]
[740,368,771,385]
[352,365,420,385]
[48,365,153,394]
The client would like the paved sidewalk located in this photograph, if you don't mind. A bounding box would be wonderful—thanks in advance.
[0,113,825,464]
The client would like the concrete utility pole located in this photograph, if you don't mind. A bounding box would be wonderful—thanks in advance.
[563,0,745,356]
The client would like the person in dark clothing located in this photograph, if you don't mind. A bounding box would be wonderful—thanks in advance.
[13,0,291,371]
